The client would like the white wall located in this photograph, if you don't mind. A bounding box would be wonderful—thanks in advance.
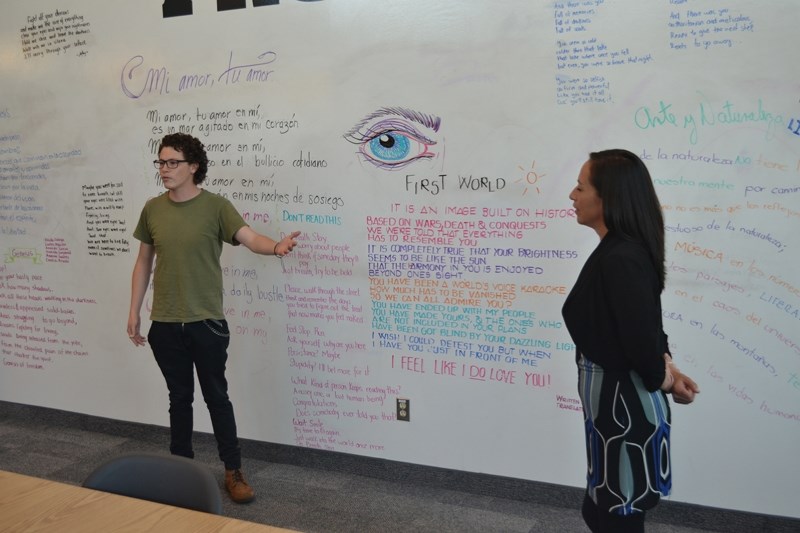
[1,0,798,518]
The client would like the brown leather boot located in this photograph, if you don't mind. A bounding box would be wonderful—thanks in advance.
[225,468,255,503]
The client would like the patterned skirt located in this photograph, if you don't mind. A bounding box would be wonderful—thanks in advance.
[577,355,672,516]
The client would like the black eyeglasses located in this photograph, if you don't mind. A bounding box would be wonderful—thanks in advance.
[153,159,188,169]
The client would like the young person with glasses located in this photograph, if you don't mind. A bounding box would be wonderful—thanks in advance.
[127,133,300,503]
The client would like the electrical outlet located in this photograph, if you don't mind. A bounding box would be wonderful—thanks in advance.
[396,398,410,421]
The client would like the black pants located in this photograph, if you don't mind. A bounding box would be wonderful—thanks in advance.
[149,320,241,470]
[582,492,646,533]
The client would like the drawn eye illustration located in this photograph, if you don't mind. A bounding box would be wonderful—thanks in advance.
[354,123,433,168]
[344,107,442,170]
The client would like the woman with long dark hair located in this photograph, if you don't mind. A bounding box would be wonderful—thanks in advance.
[562,149,699,532]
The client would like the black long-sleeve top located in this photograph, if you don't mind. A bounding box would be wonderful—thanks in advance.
[562,232,668,392]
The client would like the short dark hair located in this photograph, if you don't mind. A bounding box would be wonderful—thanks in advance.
[588,149,666,291]
[158,133,208,184]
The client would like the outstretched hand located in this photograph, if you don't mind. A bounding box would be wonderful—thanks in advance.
[275,231,301,257]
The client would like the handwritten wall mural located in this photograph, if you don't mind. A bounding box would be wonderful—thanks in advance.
[1,0,798,519]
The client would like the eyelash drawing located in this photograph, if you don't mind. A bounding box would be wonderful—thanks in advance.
[344,107,442,170]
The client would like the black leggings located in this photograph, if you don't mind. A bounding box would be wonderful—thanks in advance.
[582,492,646,533]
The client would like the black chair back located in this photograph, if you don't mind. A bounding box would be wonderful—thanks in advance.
[82,453,223,514]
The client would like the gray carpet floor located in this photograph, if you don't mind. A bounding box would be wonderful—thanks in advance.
[0,401,796,533]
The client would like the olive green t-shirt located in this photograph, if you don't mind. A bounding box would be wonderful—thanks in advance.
[133,190,247,322]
